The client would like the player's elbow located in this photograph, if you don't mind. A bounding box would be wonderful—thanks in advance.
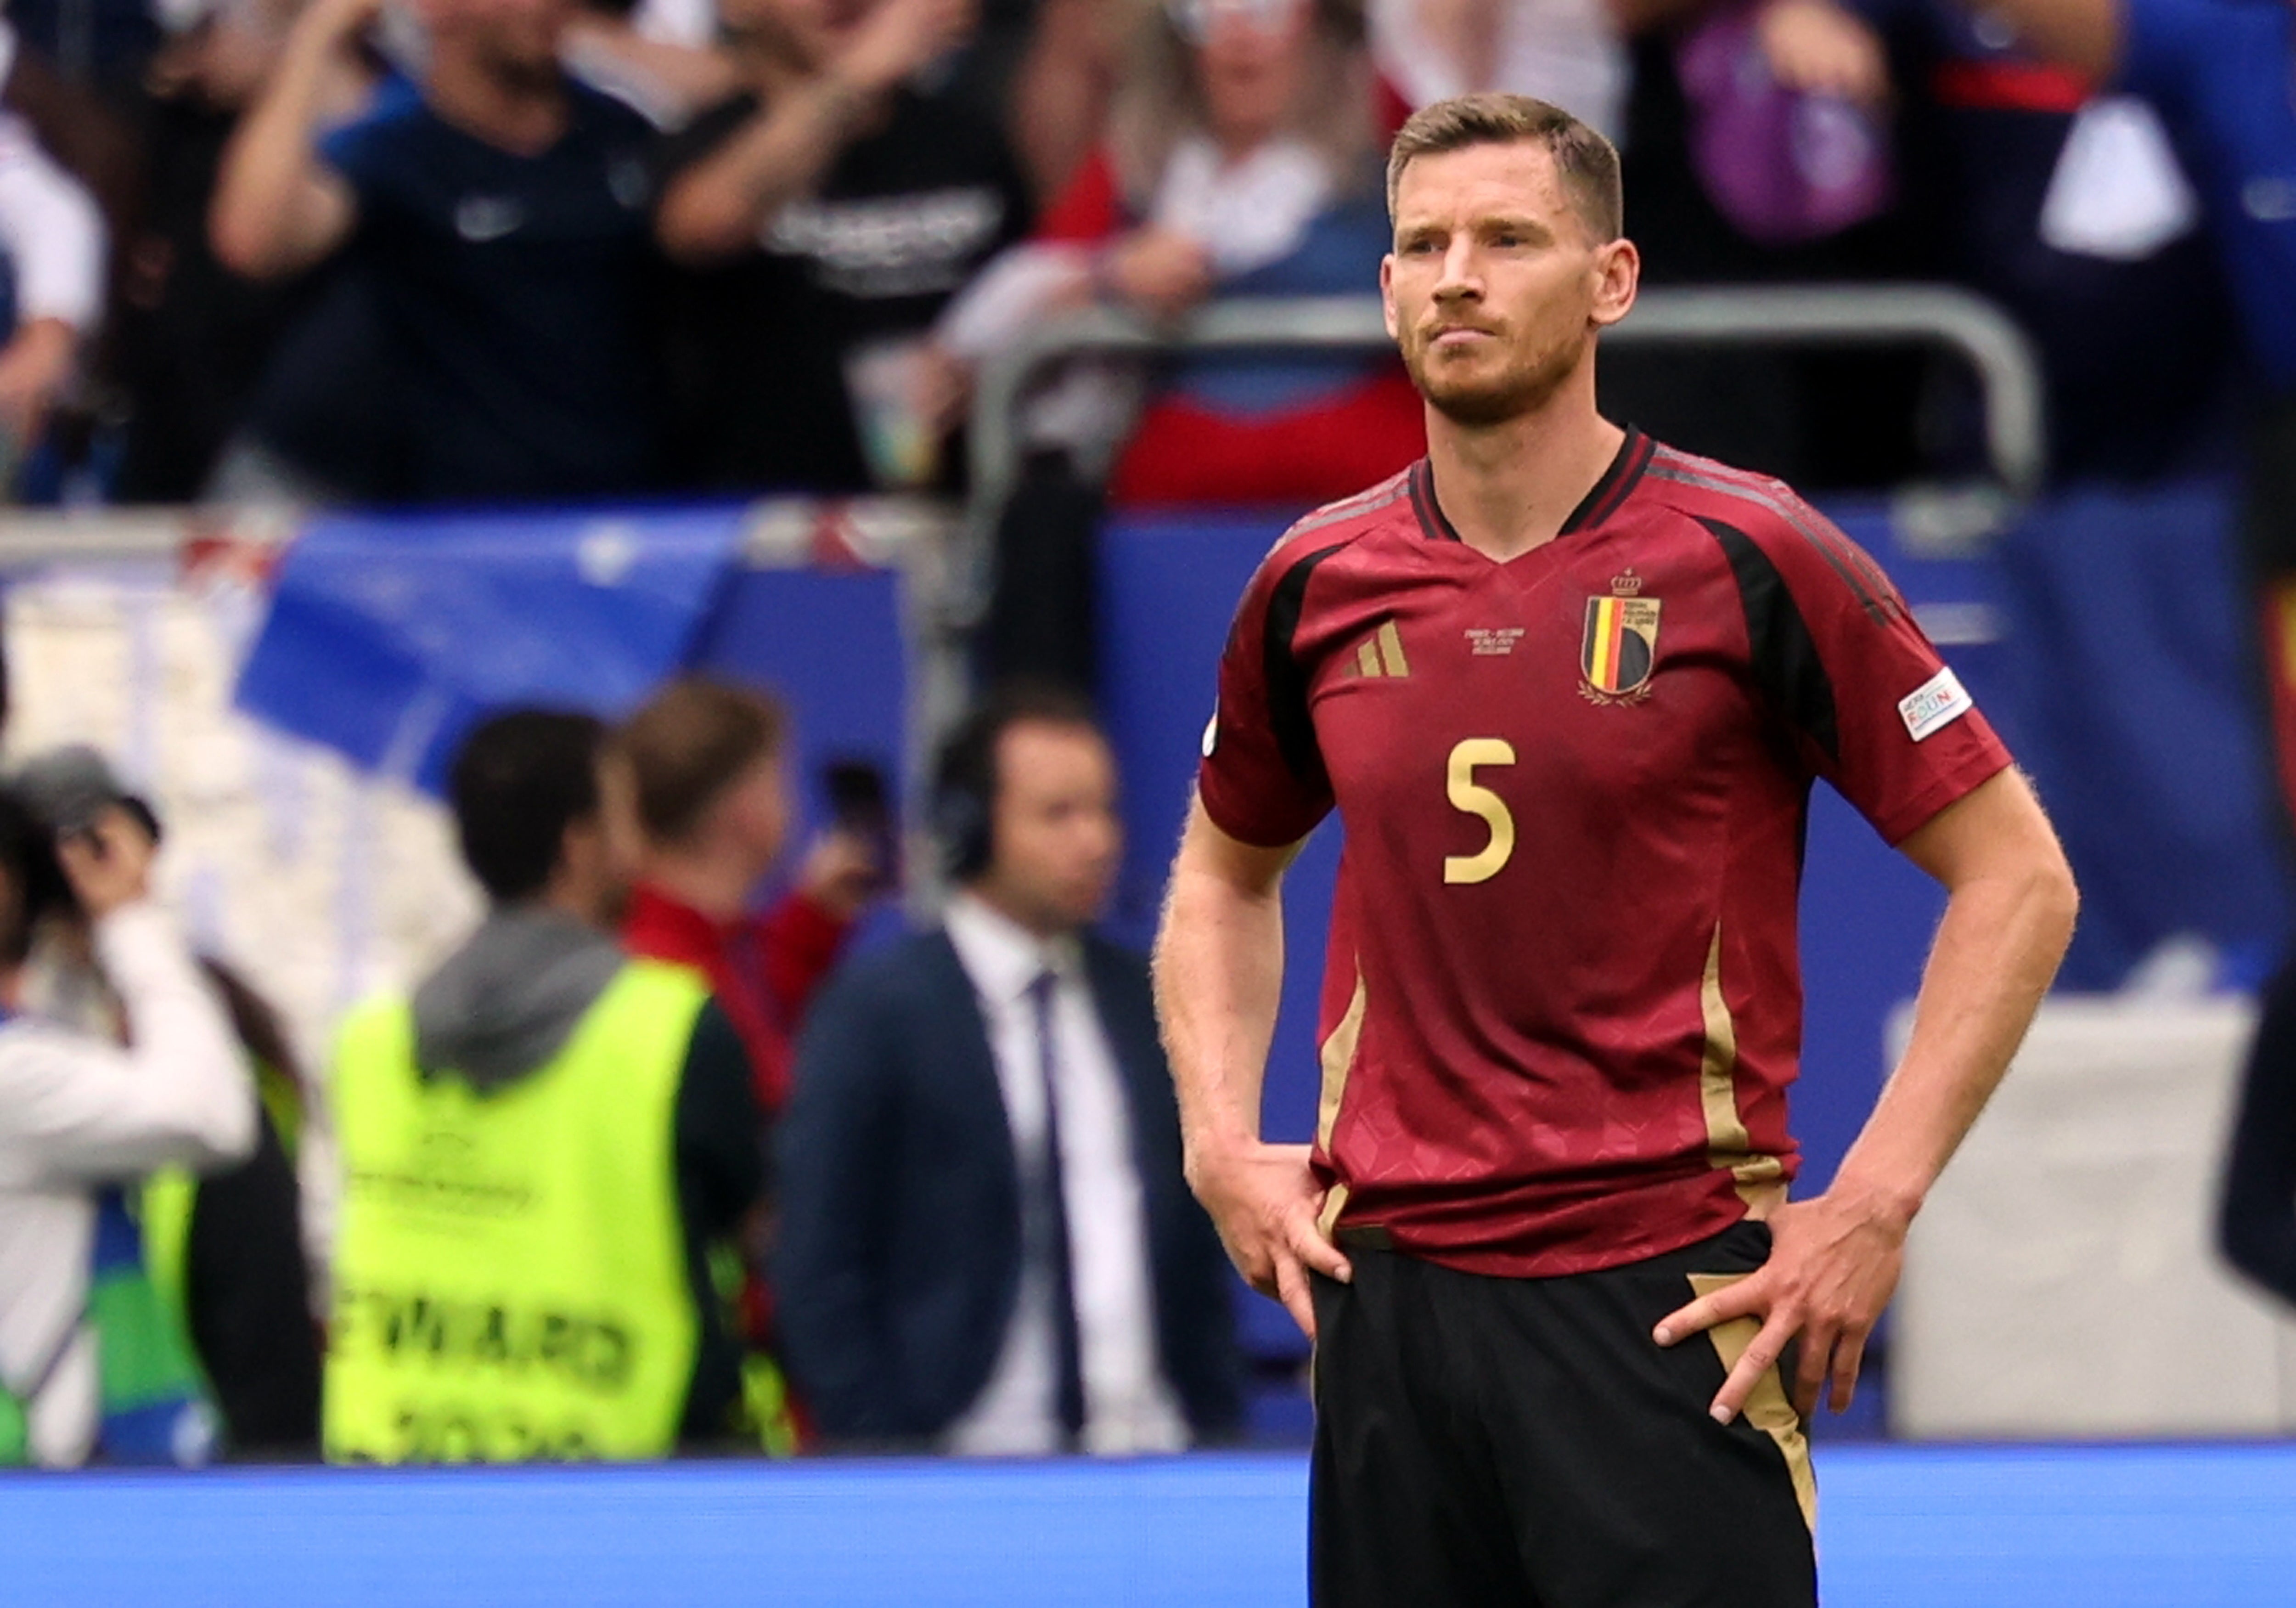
[2029,847,2081,954]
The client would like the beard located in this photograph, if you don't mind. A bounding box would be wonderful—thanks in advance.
[1401,321,1583,428]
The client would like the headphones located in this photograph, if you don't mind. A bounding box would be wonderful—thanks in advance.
[931,710,1002,885]
[931,683,1106,886]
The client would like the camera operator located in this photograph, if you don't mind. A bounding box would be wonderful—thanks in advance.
[0,794,257,1467]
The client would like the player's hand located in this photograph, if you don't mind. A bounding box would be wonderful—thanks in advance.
[56,806,158,922]
[1649,1188,1911,1423]
[1185,1137,1351,1339]
[1097,227,1215,322]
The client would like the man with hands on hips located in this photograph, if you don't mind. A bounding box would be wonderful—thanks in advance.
[1156,91,2079,1608]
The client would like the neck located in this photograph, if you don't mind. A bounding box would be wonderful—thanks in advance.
[642,850,757,923]
[1423,367,1622,562]
[426,50,568,154]
[531,883,607,933]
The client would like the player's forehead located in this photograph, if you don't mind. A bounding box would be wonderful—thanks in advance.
[1391,140,1577,236]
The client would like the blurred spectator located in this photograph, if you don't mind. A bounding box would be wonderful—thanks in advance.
[0,797,257,1467]
[0,107,105,491]
[778,685,1240,1452]
[957,0,1416,687]
[615,677,879,1116]
[173,959,321,1456]
[947,0,1415,505]
[323,710,763,1461]
[1937,0,2296,1311]
[208,0,670,502]
[1929,0,2296,1314]
[653,0,1026,495]
[1598,0,1932,486]
[1368,0,1629,140]
[1880,0,2237,480]
[11,745,319,1458]
[108,2,330,500]
[1005,0,1127,201]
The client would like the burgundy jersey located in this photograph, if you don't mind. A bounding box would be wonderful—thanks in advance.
[1199,429,2013,1277]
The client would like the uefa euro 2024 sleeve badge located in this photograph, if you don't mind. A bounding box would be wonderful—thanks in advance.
[1580,570,1660,706]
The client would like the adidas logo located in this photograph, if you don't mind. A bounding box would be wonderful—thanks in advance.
[1349,620,1412,679]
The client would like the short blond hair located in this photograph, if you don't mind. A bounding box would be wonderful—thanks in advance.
[1385,93,1623,243]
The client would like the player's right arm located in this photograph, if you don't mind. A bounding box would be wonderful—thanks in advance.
[208,0,374,280]
[1154,798,1349,1341]
[1155,521,1363,1339]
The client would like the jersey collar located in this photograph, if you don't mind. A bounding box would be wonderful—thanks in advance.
[1409,425,1653,547]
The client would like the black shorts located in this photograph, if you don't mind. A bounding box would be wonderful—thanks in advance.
[1310,1221,1817,1608]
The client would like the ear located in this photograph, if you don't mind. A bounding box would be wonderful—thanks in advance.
[1379,253,1400,341]
[1588,237,1640,331]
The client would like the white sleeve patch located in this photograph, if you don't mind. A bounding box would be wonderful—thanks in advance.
[1201,711,1219,759]
[1898,666,1974,742]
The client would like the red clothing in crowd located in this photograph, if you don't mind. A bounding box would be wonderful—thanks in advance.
[1032,149,1424,507]
[622,883,851,1113]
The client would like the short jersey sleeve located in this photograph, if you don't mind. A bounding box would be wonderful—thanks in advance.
[1197,540,1342,848]
[1739,493,2013,844]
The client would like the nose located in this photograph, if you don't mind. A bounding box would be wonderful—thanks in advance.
[1434,236,1482,304]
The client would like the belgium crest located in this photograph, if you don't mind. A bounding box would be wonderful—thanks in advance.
[1580,588,1661,705]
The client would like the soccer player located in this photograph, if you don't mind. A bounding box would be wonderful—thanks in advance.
[1153,94,2080,1606]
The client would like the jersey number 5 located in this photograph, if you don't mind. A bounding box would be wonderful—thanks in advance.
[1445,739,1517,885]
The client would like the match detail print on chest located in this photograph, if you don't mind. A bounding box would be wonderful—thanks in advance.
[1323,564,1667,708]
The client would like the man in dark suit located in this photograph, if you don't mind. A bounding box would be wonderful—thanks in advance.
[777,684,1242,1452]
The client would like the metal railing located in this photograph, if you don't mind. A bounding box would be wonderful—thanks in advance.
[965,283,2046,586]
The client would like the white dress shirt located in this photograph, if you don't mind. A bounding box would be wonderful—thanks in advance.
[941,894,1189,1457]
[0,905,257,1466]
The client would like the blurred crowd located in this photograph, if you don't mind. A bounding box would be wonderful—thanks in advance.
[0,674,1248,1465]
[0,0,2292,1473]
[0,0,2277,514]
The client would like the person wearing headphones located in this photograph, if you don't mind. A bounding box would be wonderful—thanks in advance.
[775,682,1241,1454]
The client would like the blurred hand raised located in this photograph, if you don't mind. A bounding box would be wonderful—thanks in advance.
[56,807,156,922]
[840,0,978,96]
[1099,227,1215,322]
[1755,0,1891,105]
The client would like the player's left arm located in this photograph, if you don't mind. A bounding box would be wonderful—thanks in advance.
[1655,765,2078,1423]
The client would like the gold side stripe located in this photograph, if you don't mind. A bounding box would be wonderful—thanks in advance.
[1317,970,1368,1151]
[1316,1182,1351,1239]
[1699,924,1750,1156]
[1375,619,1411,678]
[1688,1272,1818,1531]
[1699,923,1788,1213]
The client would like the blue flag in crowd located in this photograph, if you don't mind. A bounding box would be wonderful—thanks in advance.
[235,507,751,795]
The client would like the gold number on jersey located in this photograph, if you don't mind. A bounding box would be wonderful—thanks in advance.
[1444,739,1517,885]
